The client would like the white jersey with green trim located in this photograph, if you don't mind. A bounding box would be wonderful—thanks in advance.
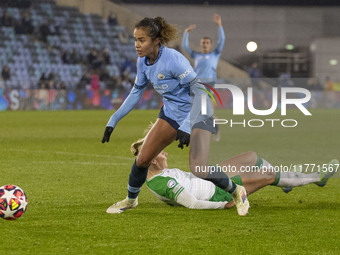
[145,168,226,209]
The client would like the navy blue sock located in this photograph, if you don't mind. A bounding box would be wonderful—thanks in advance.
[127,160,149,199]
[205,170,236,194]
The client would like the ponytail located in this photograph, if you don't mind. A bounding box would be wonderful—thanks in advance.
[135,17,177,45]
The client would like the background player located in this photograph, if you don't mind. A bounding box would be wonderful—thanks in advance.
[182,13,225,141]
[102,17,249,215]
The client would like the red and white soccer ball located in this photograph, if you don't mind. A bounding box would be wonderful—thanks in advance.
[0,185,28,220]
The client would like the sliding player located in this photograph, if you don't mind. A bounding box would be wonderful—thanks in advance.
[102,17,249,215]
[107,137,338,210]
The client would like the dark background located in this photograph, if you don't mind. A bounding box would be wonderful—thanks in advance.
[114,0,340,6]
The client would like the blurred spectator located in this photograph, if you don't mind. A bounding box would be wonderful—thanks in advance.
[121,75,132,93]
[87,48,97,66]
[21,11,34,34]
[62,50,70,64]
[78,72,91,89]
[47,72,55,84]
[307,77,323,91]
[38,73,47,89]
[15,20,25,34]
[47,80,55,90]
[108,11,118,26]
[60,82,66,90]
[39,20,51,42]
[49,20,61,36]
[107,75,119,90]
[248,62,261,86]
[325,76,334,91]
[91,73,101,108]
[100,68,110,83]
[102,48,111,65]
[2,11,13,27]
[0,77,5,89]
[121,58,135,75]
[69,49,80,64]
[87,48,103,69]
[91,73,100,90]
[1,65,11,81]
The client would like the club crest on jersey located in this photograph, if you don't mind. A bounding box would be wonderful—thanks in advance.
[167,179,176,188]
[157,73,165,80]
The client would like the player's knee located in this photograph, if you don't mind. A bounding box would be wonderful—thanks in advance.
[246,151,258,161]
[136,155,151,168]
[266,170,277,180]
[189,161,209,179]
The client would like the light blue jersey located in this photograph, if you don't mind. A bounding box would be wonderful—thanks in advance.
[135,46,196,126]
[106,46,212,134]
[182,26,225,81]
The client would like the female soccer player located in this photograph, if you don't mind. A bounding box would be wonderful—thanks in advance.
[182,13,225,141]
[109,138,338,210]
[102,17,249,215]
[182,13,225,83]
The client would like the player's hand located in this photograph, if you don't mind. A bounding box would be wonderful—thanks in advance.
[213,13,222,26]
[184,24,196,33]
[102,126,114,143]
[224,201,234,209]
[176,130,190,149]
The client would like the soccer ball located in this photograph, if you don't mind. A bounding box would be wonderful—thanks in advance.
[0,185,28,220]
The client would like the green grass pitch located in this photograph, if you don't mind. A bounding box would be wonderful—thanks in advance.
[0,109,339,254]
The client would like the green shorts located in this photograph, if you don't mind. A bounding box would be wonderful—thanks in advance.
[209,175,243,202]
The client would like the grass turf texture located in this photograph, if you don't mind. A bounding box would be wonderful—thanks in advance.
[0,109,339,254]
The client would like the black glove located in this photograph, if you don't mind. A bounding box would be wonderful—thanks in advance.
[102,126,114,143]
[176,129,190,149]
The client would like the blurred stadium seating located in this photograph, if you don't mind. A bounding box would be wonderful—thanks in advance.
[0,0,136,89]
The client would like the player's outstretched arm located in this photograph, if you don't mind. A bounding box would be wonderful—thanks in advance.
[176,187,227,209]
[182,24,196,57]
[213,14,225,54]
[102,85,146,143]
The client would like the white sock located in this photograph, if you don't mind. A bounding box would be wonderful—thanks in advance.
[262,159,273,170]
[276,172,320,187]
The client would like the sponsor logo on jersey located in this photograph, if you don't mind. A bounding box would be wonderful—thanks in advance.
[179,69,191,80]
[154,84,168,92]
[157,73,165,80]
[167,179,176,188]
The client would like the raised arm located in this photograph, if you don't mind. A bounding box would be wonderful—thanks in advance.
[182,24,196,57]
[213,13,225,54]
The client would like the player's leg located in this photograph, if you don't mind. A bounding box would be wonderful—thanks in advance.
[129,118,177,197]
[237,171,276,195]
[107,118,177,214]
[210,97,220,142]
[273,159,339,189]
[189,122,249,215]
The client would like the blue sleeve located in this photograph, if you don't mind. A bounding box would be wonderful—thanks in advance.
[214,26,225,54]
[171,51,197,85]
[178,78,213,134]
[182,32,196,58]
[135,58,148,87]
[106,84,146,128]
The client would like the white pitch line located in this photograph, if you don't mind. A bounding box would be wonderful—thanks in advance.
[0,159,129,166]
[4,149,134,161]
